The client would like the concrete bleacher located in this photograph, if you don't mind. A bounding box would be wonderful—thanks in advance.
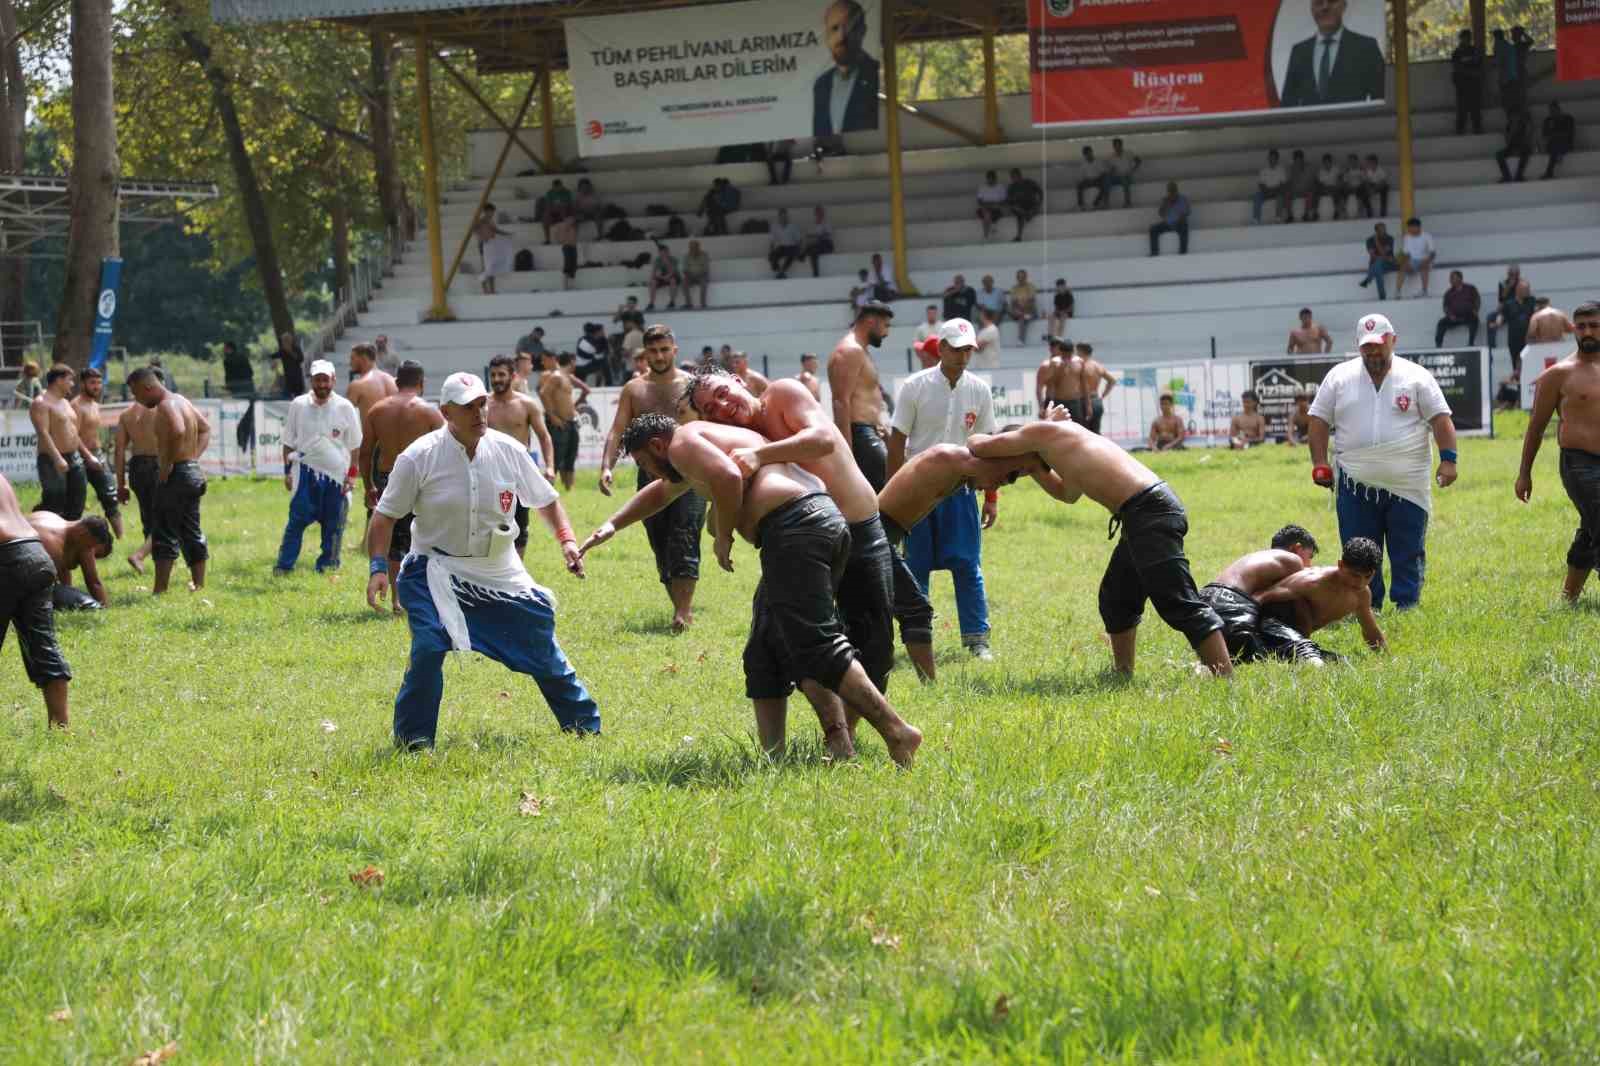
[342,55,1600,379]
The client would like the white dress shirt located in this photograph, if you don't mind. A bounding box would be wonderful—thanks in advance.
[892,367,997,458]
[829,66,859,134]
[283,392,362,483]
[1309,355,1451,511]
[377,427,559,559]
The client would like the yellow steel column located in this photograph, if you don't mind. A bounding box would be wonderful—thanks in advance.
[1394,0,1415,221]
[540,47,557,168]
[982,8,1000,144]
[882,0,914,296]
[416,31,452,321]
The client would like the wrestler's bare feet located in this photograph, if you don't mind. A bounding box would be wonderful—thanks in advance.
[127,554,144,575]
[671,610,693,633]
[884,723,923,768]
[906,642,936,683]
[822,725,856,762]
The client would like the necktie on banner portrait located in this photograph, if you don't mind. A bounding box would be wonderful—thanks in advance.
[1028,0,1389,126]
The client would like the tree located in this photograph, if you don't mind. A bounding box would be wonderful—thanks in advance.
[0,0,28,358]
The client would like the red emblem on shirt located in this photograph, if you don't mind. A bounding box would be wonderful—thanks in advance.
[499,490,514,513]
[331,429,341,438]
[964,411,977,430]
[1395,394,1411,412]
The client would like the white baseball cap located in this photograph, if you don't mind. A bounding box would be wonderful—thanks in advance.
[937,318,978,349]
[440,371,489,406]
[309,359,336,378]
[1356,313,1396,346]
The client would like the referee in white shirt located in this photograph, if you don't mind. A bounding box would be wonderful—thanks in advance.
[1308,313,1459,610]
[368,372,598,749]
[889,318,998,660]
[275,359,362,574]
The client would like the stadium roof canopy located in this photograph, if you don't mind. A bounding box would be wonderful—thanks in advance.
[0,174,219,258]
[211,0,1029,74]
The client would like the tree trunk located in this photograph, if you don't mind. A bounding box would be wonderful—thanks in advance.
[367,31,402,239]
[52,0,120,369]
[0,0,27,365]
[331,195,350,311]
[178,29,294,340]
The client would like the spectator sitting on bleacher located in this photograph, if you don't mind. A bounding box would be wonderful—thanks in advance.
[1049,278,1074,337]
[1286,149,1317,223]
[1009,270,1039,345]
[976,170,1008,239]
[573,178,605,240]
[1542,101,1576,180]
[1358,154,1390,218]
[1339,152,1364,219]
[1396,217,1436,299]
[1074,145,1107,210]
[769,208,802,279]
[1006,167,1042,242]
[1310,152,1341,221]
[516,325,547,364]
[850,269,874,314]
[1253,149,1288,225]
[1229,391,1267,449]
[767,139,795,186]
[974,308,1002,370]
[975,275,1006,324]
[943,274,978,322]
[1148,182,1190,256]
[544,179,573,230]
[614,295,640,325]
[646,243,683,310]
[1497,108,1534,183]
[914,304,940,344]
[1104,138,1140,208]
[1436,270,1482,346]
[1148,394,1186,451]
[697,178,732,237]
[804,206,834,277]
[683,239,710,310]
[1358,222,1399,299]
[868,252,898,301]
[576,323,611,386]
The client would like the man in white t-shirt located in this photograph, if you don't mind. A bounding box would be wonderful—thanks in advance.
[1396,217,1437,299]
[913,304,940,345]
[1074,145,1108,209]
[1253,149,1288,225]
[976,169,1008,239]
[973,308,1003,370]
[1308,313,1459,610]
[889,318,998,659]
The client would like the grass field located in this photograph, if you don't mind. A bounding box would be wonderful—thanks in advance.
[4,415,1600,1063]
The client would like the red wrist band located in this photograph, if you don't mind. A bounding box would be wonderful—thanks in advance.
[557,525,576,544]
[984,489,999,503]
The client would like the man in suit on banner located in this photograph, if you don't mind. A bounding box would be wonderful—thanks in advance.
[813,0,880,137]
[1279,0,1386,109]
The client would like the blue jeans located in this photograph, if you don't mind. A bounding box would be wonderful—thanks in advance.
[1252,185,1285,223]
[1336,473,1429,609]
[394,554,600,747]
[1364,260,1398,299]
[276,463,344,572]
[904,486,990,643]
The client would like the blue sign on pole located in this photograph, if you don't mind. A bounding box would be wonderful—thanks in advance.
[87,256,124,373]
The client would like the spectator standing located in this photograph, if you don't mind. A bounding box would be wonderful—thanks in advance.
[1488,278,1538,371]
[767,139,795,185]
[1287,307,1333,353]
[1542,101,1576,179]
[768,208,802,278]
[1311,152,1342,221]
[1497,264,1524,306]
[1048,279,1075,337]
[1451,29,1485,135]
[274,359,361,576]
[374,335,397,374]
[1253,149,1288,225]
[516,325,547,364]
[572,178,605,240]
[1074,146,1107,210]
[974,275,1006,324]
[1435,270,1482,346]
[889,318,998,660]
[913,304,940,344]
[803,206,834,277]
[1359,222,1399,300]
[1008,269,1039,344]
[976,169,1008,239]
[1495,26,1532,117]
[222,341,254,397]
[1104,137,1140,207]
[1148,182,1190,256]
[646,243,683,310]
[275,331,307,397]
[942,274,977,321]
[1396,217,1436,299]
[1497,108,1533,182]
[552,212,578,292]
[682,239,710,310]
[1005,167,1042,241]
[10,359,40,408]
[974,308,1002,370]
[1358,154,1390,218]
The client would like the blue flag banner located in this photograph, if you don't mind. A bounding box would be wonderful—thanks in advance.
[87,256,123,372]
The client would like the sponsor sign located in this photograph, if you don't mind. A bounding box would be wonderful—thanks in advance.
[1557,0,1600,81]
[566,0,881,157]
[1029,0,1388,127]
[1247,348,1490,438]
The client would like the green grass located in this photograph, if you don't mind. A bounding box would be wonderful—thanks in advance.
[4,415,1600,1063]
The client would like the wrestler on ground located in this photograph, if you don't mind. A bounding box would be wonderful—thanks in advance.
[726,351,769,397]
[688,362,934,688]
[359,360,444,608]
[967,410,1232,677]
[27,511,112,610]
[1515,300,1600,602]
[72,367,123,537]
[0,472,71,727]
[538,351,589,490]
[367,372,598,748]
[580,414,922,767]
[827,300,894,491]
[1148,394,1187,451]
[487,354,558,558]
[599,325,704,632]
[128,366,209,594]
[1229,391,1268,449]
[115,398,158,572]
[797,353,822,400]
[30,365,87,519]
[1256,537,1388,654]
[275,359,362,575]
[1199,524,1348,665]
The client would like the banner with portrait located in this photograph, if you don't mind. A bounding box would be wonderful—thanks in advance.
[565,0,882,158]
[1028,0,1389,127]
[1557,0,1600,82]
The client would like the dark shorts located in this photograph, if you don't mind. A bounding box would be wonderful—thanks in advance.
[514,505,530,552]
[0,538,71,687]
[639,468,704,583]
[152,460,209,566]
[372,469,414,562]
[1098,481,1222,647]
[838,514,895,692]
[547,417,580,474]
[1199,584,1266,662]
[53,584,102,611]
[1063,397,1104,434]
[84,453,120,521]
[128,455,160,539]
[1560,448,1600,572]
[562,245,578,278]
[743,494,856,700]
[877,514,935,646]
[36,452,86,519]
[851,422,888,492]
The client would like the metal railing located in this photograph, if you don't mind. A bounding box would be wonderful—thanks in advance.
[310,225,406,356]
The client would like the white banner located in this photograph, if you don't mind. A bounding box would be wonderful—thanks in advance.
[566,0,882,157]
[1,399,254,484]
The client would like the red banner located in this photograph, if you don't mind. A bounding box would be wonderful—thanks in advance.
[1557,0,1600,81]
[1029,0,1389,127]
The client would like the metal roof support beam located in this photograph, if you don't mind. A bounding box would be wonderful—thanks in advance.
[443,71,540,293]
[433,48,549,172]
